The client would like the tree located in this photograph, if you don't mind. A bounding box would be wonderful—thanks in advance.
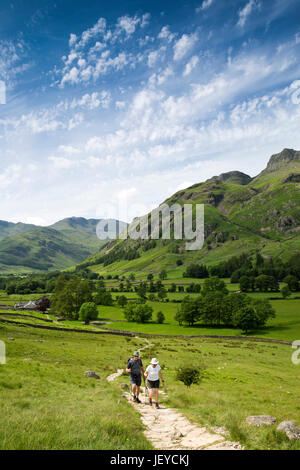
[156,311,165,324]
[159,269,167,280]
[79,302,98,324]
[202,277,228,296]
[157,287,167,301]
[283,275,299,292]
[281,285,292,299]
[175,308,184,326]
[117,295,128,307]
[183,263,208,279]
[136,282,147,300]
[252,299,276,326]
[180,296,200,326]
[239,275,255,292]
[255,275,279,292]
[95,290,113,306]
[51,274,93,319]
[147,273,154,281]
[233,306,257,334]
[35,297,51,313]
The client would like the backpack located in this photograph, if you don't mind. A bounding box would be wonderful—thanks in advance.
[127,357,142,375]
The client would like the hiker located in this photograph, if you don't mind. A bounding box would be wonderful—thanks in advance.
[126,351,145,404]
[144,358,165,409]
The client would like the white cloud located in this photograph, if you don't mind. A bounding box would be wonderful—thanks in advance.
[196,0,214,12]
[158,26,175,43]
[48,156,78,169]
[237,0,260,28]
[70,91,111,110]
[116,15,140,35]
[69,33,77,47]
[0,164,22,189]
[76,17,106,49]
[183,55,199,76]
[58,145,80,155]
[173,33,197,61]
[141,13,151,28]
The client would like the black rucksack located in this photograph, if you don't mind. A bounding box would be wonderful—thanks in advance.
[127,357,142,375]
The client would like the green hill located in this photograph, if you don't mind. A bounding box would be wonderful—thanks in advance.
[79,148,300,276]
[0,217,125,273]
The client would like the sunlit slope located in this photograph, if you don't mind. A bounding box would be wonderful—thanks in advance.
[79,149,300,275]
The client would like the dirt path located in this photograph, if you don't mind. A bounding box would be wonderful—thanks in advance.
[107,338,242,451]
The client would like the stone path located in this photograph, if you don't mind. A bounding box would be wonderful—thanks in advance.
[107,338,242,450]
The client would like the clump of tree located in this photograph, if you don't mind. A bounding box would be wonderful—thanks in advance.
[50,274,93,319]
[183,264,209,279]
[175,289,275,333]
[124,302,153,323]
[94,280,113,306]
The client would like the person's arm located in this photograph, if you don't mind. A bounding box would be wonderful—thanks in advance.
[126,360,132,374]
[159,369,165,386]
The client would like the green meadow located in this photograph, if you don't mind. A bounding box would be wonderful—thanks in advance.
[1,322,299,450]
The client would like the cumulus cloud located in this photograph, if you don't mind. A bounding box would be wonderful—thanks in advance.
[158,26,175,43]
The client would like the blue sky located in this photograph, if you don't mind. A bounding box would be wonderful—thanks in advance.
[1,0,300,225]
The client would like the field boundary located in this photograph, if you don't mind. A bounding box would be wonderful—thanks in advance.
[0,317,292,345]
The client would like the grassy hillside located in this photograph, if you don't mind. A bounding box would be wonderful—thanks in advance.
[78,148,300,276]
[0,221,37,241]
[0,217,126,273]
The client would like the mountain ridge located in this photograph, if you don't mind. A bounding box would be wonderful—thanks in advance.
[77,148,300,275]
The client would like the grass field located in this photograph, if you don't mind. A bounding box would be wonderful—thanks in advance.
[0,323,151,450]
[1,322,299,450]
[1,289,300,341]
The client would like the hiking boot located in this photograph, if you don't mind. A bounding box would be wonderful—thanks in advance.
[136,397,141,404]
[133,395,137,402]
[155,403,160,409]
[149,398,152,406]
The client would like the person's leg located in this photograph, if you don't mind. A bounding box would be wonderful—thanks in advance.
[136,386,140,397]
[132,383,137,399]
[149,386,153,405]
[155,383,160,408]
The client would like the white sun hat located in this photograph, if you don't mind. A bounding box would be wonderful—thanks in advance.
[151,358,159,365]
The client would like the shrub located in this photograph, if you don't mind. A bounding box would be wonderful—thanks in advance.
[176,366,201,387]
